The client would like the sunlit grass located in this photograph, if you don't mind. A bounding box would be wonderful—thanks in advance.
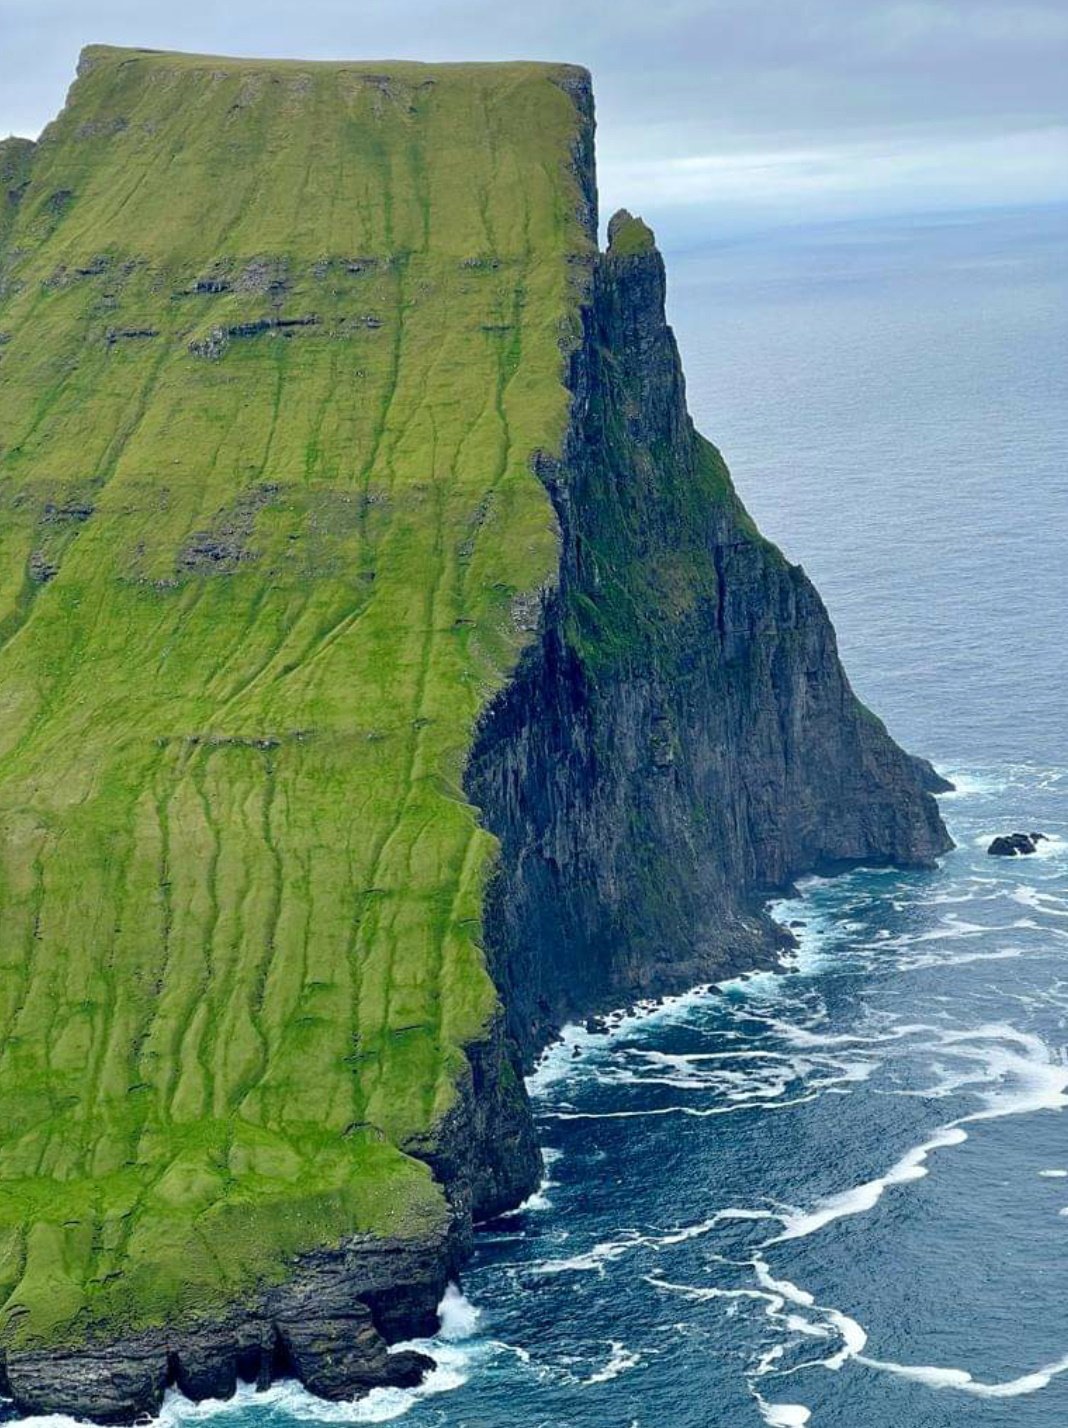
[0,46,591,1345]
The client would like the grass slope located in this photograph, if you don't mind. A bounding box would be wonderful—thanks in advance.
[0,46,590,1345]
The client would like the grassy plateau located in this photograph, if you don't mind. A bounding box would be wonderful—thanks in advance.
[0,46,591,1345]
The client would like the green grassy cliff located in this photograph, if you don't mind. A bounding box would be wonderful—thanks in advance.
[0,47,590,1347]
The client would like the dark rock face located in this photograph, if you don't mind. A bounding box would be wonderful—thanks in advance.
[988,831,1047,856]
[0,1233,450,1422]
[467,219,953,1061]
[274,1305,431,1401]
[404,1011,542,1236]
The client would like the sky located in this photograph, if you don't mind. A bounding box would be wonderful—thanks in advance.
[2,0,1067,244]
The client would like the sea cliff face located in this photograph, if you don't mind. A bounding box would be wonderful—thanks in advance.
[0,49,949,1423]
[469,210,951,1060]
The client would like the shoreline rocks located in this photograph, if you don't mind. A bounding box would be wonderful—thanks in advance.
[988,832,1048,856]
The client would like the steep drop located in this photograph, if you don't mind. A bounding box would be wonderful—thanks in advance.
[468,209,951,1059]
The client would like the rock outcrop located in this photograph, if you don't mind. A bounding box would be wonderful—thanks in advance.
[0,1236,444,1422]
[0,1009,537,1421]
[988,832,1047,856]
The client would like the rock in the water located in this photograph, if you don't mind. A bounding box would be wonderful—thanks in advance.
[386,1350,435,1389]
[276,1308,432,1399]
[988,832,1047,856]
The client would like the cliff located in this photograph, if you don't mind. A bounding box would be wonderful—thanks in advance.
[468,209,951,1059]
[0,48,949,1421]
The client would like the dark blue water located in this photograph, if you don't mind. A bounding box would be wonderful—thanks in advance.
[40,204,1068,1428]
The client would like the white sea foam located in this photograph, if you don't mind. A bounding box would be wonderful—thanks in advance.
[0,1412,91,1428]
[6,1344,476,1428]
[526,984,716,1095]
[751,1258,815,1309]
[634,1048,791,1065]
[532,1231,644,1274]
[543,1091,823,1121]
[653,1208,775,1244]
[751,1256,867,1365]
[645,1274,727,1302]
[651,1245,866,1393]
[1039,1168,1068,1177]
[762,1019,942,1051]
[869,914,990,948]
[720,967,803,999]
[822,1307,869,1366]
[517,1147,560,1211]
[859,1351,1068,1398]
[532,1208,774,1275]
[1012,882,1068,915]
[584,1341,641,1385]
[150,1351,473,1428]
[582,1044,875,1109]
[947,1025,1068,1123]
[152,1286,484,1426]
[437,1283,480,1340]
[772,1125,969,1242]
[649,1215,725,1246]
[890,1061,998,1100]
[939,769,1003,798]
[648,1275,782,1309]
[528,895,845,1101]
[920,945,1028,970]
[753,1395,812,1426]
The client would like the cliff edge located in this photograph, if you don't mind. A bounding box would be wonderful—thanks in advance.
[469,208,952,1059]
[0,48,949,1421]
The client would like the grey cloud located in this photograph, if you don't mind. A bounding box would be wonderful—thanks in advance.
[2,0,1066,233]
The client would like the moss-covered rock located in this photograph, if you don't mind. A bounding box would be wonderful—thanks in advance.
[606,208,656,257]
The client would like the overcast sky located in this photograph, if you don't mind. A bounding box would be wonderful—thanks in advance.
[3,0,1067,242]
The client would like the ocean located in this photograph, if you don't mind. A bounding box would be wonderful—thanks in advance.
[19,202,1068,1428]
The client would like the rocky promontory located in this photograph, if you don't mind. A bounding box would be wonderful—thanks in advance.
[0,47,950,1421]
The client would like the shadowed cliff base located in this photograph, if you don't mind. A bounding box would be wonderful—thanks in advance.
[0,46,948,1422]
